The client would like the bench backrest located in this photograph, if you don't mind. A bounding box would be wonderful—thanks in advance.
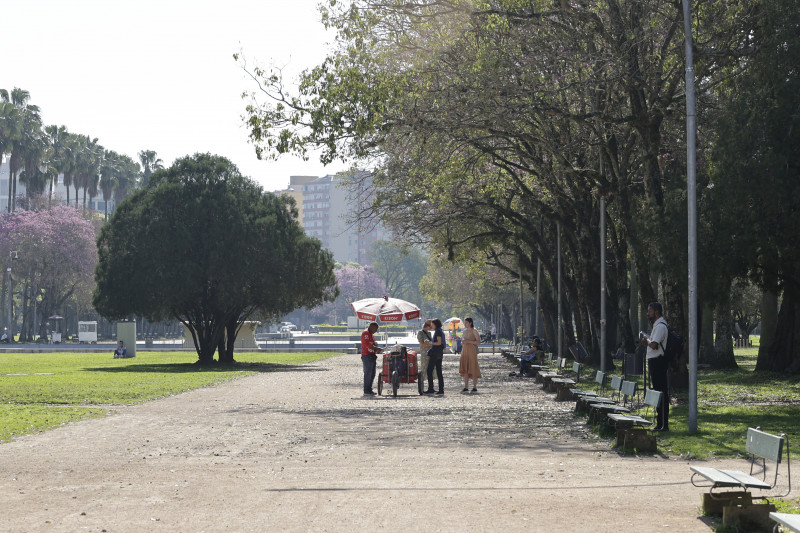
[572,361,581,382]
[609,375,623,401]
[747,427,785,464]
[643,388,663,408]
[621,380,638,405]
[594,371,607,392]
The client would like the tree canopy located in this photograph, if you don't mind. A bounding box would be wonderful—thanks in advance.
[240,0,800,371]
[94,153,338,364]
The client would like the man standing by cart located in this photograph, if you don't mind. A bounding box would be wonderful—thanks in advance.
[361,322,381,396]
[416,320,433,391]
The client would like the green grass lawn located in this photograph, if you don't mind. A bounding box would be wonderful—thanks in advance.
[0,350,335,442]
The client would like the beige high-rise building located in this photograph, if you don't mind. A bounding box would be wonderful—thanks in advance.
[301,172,385,266]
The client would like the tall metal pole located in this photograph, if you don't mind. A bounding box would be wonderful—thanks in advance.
[557,222,562,360]
[535,258,541,336]
[519,267,524,343]
[600,196,607,372]
[683,0,698,433]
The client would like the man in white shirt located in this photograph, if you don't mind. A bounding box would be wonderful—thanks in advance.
[642,301,670,431]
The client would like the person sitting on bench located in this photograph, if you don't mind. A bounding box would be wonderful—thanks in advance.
[518,336,544,375]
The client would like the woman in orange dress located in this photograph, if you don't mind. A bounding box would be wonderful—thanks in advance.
[459,317,482,393]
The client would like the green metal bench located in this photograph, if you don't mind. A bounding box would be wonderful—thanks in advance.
[770,512,800,532]
[586,380,637,425]
[570,370,605,399]
[690,427,791,499]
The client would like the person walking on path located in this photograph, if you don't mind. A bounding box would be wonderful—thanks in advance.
[361,322,382,396]
[425,318,446,395]
[416,320,433,391]
[459,317,482,393]
[642,301,670,431]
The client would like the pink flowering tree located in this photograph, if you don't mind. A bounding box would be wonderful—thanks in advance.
[0,206,97,341]
[309,264,386,324]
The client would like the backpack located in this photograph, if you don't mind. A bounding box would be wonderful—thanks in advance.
[659,324,683,362]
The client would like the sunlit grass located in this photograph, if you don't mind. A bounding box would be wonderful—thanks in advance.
[0,350,335,441]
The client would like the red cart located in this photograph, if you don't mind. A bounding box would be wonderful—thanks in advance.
[378,348,424,397]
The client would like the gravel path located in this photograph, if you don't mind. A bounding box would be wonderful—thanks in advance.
[0,352,726,532]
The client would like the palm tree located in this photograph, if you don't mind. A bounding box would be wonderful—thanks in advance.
[0,101,22,211]
[44,125,70,202]
[99,149,119,220]
[138,149,163,187]
[19,127,48,199]
[1,87,42,212]
[113,154,139,205]
[73,134,101,211]
[60,132,79,206]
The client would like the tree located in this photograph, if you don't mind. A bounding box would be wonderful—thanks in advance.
[708,0,800,372]
[0,206,98,341]
[94,153,338,364]
[99,150,120,220]
[1,88,42,213]
[310,264,386,324]
[138,149,163,188]
[367,240,426,305]
[239,0,754,370]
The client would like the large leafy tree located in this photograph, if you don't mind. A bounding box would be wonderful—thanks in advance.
[0,206,98,341]
[708,0,800,371]
[240,0,755,369]
[367,240,426,305]
[310,264,386,324]
[94,153,338,364]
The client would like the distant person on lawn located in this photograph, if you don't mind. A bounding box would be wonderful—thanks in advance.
[113,340,127,358]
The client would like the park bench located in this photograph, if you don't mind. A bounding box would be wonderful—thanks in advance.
[586,380,638,425]
[569,370,606,401]
[575,375,623,414]
[690,427,791,499]
[537,357,568,388]
[551,361,582,399]
[607,389,662,451]
[770,512,800,532]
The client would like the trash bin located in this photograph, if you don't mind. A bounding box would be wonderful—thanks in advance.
[623,352,643,375]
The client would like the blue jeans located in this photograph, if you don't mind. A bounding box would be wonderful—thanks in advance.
[362,354,377,393]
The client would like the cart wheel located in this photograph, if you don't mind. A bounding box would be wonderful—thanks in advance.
[377,374,383,396]
[392,370,399,397]
[418,375,424,395]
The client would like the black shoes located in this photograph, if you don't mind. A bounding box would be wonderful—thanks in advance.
[462,388,469,393]
[472,388,477,393]
[654,426,669,432]
[364,390,376,396]
[435,390,444,395]
[424,389,435,394]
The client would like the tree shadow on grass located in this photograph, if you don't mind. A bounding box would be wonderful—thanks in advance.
[83,362,329,374]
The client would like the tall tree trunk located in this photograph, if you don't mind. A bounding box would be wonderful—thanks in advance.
[756,289,779,369]
[699,301,715,364]
[219,319,238,365]
[757,294,800,373]
[711,295,738,369]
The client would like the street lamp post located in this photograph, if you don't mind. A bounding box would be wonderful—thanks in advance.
[7,250,18,342]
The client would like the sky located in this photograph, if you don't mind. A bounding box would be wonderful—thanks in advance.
[4,0,346,192]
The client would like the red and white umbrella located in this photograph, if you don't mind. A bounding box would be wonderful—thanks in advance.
[351,296,421,323]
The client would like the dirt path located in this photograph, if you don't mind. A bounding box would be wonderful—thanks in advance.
[0,352,726,532]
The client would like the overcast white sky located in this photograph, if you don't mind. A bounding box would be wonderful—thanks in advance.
[4,0,346,191]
